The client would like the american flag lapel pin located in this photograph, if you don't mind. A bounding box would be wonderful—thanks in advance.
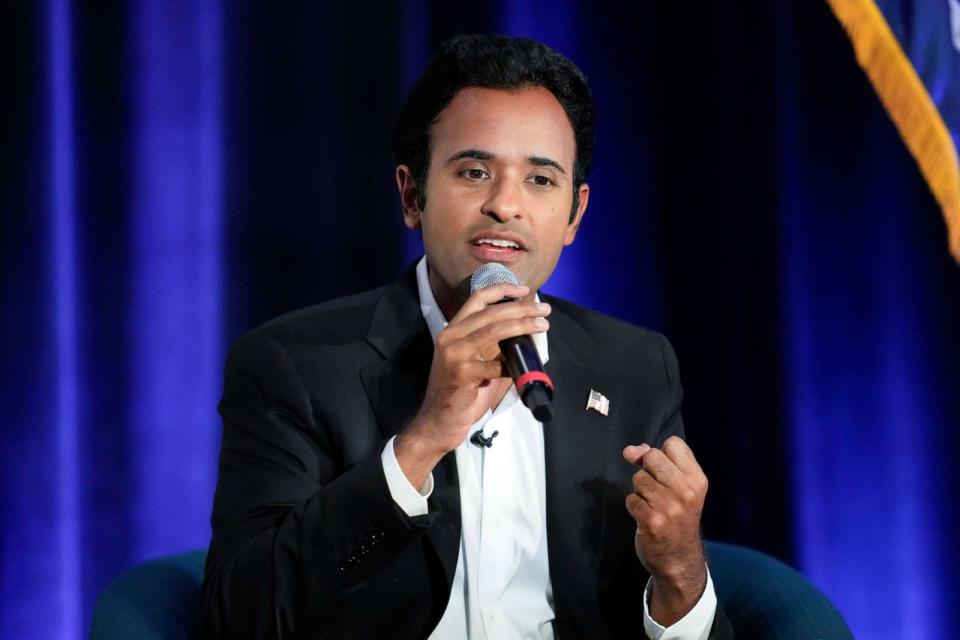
[586,389,610,416]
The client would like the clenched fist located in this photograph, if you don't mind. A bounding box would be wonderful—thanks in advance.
[623,436,708,626]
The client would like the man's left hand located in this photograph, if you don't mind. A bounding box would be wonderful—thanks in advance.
[622,436,708,626]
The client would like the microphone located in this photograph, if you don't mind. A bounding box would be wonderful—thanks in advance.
[469,430,499,448]
[470,262,554,422]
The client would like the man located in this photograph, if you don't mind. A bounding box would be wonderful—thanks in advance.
[202,34,733,639]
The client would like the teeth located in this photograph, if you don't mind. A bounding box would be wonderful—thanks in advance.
[475,238,520,249]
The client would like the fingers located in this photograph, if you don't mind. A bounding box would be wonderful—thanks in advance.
[411,284,540,456]
[626,492,676,536]
[637,449,688,493]
[630,468,663,504]
[427,284,549,413]
[623,437,705,489]
[445,359,508,385]
[436,311,550,368]
[626,492,686,543]
[445,298,551,342]
[624,438,709,582]
[661,436,704,478]
[460,313,549,352]
[622,443,650,465]
[625,438,706,508]
[625,492,653,521]
[437,297,551,361]
[448,283,531,324]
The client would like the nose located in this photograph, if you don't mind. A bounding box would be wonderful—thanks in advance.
[481,177,522,222]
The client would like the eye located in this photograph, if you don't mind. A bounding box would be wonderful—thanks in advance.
[459,168,489,181]
[528,175,555,187]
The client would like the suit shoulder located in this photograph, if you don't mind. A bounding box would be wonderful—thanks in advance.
[540,294,679,380]
[231,286,387,357]
[542,294,665,348]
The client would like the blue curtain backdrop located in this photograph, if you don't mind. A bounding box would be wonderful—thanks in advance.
[2,2,959,638]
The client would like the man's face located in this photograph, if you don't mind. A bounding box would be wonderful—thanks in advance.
[397,86,589,315]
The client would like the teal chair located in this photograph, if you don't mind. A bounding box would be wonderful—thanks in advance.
[91,550,207,640]
[90,542,853,639]
[705,542,853,639]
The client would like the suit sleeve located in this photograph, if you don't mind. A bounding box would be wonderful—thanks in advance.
[653,333,735,640]
[653,332,685,446]
[201,331,435,639]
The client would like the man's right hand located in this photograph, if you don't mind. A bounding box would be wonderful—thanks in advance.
[393,282,551,488]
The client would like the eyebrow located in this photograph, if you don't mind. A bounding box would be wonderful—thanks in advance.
[445,149,493,163]
[445,149,567,175]
[528,155,566,175]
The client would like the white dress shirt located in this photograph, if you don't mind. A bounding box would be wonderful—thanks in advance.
[381,257,717,639]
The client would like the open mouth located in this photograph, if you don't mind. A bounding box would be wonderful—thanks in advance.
[470,237,527,262]
[473,238,522,250]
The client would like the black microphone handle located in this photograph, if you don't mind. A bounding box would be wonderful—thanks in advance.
[499,335,553,422]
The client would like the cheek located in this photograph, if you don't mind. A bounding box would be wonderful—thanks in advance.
[532,232,567,276]
[419,218,447,255]
[419,206,461,259]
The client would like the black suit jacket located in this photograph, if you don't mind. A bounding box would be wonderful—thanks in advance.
[202,266,733,639]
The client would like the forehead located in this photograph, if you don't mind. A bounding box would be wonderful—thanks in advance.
[429,86,576,167]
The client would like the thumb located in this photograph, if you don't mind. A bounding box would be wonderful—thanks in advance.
[622,443,651,466]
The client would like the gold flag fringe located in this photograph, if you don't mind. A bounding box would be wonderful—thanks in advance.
[826,0,960,264]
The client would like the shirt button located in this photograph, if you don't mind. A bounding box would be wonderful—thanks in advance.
[492,514,503,528]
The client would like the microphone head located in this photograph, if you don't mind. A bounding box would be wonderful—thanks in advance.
[470,262,520,294]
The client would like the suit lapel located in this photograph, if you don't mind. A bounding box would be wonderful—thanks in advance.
[359,266,462,592]
[541,300,622,632]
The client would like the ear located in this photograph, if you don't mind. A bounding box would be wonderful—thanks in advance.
[563,182,590,245]
[396,164,422,230]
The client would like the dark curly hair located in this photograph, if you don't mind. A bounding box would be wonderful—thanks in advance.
[392,34,595,222]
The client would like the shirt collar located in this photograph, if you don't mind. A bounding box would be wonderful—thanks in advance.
[415,256,549,364]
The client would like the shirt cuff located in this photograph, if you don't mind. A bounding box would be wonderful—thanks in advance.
[381,435,433,517]
[642,566,717,640]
